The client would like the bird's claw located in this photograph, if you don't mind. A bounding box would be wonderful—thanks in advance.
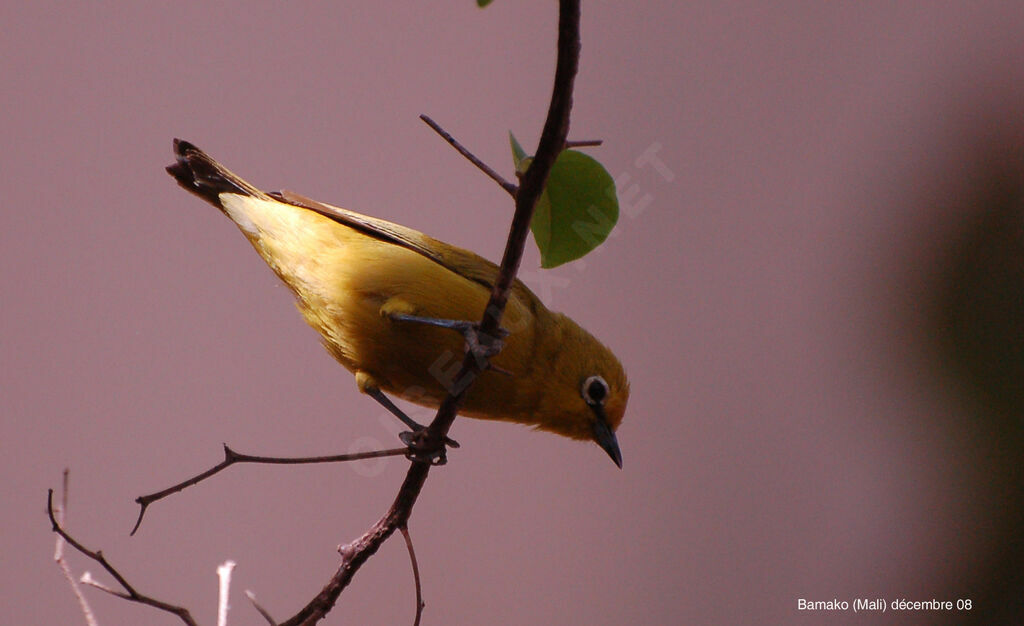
[400,429,451,465]
[460,323,505,363]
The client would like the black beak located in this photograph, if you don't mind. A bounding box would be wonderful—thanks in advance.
[591,406,622,468]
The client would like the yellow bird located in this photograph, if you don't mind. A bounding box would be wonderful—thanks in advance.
[167,139,628,466]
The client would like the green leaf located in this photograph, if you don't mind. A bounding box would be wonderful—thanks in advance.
[531,184,555,263]
[534,150,619,267]
[509,134,619,268]
[477,0,493,7]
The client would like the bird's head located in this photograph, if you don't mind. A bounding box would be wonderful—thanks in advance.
[533,313,629,467]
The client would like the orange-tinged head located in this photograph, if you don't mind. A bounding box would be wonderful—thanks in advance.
[532,312,629,467]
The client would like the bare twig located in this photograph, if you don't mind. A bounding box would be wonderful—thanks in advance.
[565,139,603,148]
[399,525,425,626]
[80,571,132,599]
[132,444,409,535]
[279,462,430,626]
[47,489,199,626]
[278,1,583,623]
[53,470,100,626]
[419,114,519,197]
[217,561,236,626]
[247,590,280,626]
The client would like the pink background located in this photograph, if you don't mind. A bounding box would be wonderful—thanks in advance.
[3,2,1023,624]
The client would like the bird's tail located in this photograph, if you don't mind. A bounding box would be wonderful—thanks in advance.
[166,139,270,206]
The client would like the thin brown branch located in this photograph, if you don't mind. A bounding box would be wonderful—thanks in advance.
[247,590,280,626]
[80,571,133,599]
[131,444,409,535]
[47,489,199,626]
[565,139,603,148]
[53,469,69,561]
[400,525,425,626]
[419,114,519,197]
[279,1,583,623]
[421,0,581,450]
[280,462,431,626]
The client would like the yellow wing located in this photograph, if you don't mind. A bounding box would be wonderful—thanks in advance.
[271,189,539,307]
[168,138,547,415]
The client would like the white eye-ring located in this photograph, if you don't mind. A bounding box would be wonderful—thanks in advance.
[581,375,609,406]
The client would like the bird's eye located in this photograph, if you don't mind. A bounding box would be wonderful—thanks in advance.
[581,375,608,406]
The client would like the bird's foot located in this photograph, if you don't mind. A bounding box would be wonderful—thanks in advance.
[366,387,460,449]
[400,428,451,465]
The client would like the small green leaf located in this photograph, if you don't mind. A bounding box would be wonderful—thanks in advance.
[533,150,619,267]
[477,0,493,7]
[509,132,529,174]
[509,134,619,267]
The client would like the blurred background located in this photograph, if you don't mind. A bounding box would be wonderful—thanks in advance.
[2,2,1022,624]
